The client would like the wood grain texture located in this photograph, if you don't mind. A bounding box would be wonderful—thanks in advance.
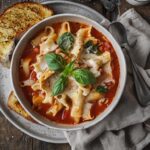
[0,0,150,150]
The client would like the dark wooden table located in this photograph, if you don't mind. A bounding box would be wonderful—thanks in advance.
[0,0,150,150]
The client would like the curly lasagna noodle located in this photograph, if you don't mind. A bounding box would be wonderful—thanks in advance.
[19,21,120,124]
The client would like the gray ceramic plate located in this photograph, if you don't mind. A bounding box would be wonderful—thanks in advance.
[0,0,105,143]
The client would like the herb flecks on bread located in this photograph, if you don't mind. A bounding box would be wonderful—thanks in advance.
[0,2,53,67]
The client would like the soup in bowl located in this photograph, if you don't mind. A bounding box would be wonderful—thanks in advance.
[11,14,126,130]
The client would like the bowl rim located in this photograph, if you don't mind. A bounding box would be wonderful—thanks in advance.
[11,13,127,131]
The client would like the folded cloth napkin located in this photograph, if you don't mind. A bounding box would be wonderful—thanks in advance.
[64,8,150,150]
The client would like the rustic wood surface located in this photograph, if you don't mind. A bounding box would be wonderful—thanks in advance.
[0,0,150,150]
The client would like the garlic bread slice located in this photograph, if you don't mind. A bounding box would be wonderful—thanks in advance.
[0,2,53,67]
[7,91,33,121]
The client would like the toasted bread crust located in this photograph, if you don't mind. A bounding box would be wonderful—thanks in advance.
[7,91,34,122]
[0,2,53,67]
[0,2,53,18]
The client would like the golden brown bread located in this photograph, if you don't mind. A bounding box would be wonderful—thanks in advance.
[7,91,34,122]
[0,2,53,67]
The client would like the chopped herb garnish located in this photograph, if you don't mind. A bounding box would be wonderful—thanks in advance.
[57,32,74,52]
[96,85,108,93]
[84,40,101,55]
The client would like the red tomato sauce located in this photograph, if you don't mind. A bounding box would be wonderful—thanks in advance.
[19,22,120,124]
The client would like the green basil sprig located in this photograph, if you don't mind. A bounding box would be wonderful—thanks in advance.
[84,40,101,55]
[96,85,108,93]
[52,75,68,96]
[45,53,97,95]
[57,32,74,52]
[45,53,66,71]
[52,61,74,96]
[72,69,96,86]
[62,60,75,76]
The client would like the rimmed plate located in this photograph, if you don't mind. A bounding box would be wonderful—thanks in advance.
[0,0,105,143]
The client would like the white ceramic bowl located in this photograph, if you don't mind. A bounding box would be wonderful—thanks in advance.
[11,14,127,131]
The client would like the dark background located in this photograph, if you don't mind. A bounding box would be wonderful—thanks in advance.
[0,0,150,149]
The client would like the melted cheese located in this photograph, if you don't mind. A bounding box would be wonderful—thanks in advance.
[82,51,111,77]
[85,59,100,77]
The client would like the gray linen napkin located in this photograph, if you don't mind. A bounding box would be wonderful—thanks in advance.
[64,9,150,150]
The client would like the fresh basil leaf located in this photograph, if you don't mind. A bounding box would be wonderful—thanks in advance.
[57,32,74,52]
[52,75,68,96]
[62,60,75,76]
[45,53,66,71]
[84,40,101,55]
[84,40,93,48]
[72,69,96,85]
[96,85,108,93]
